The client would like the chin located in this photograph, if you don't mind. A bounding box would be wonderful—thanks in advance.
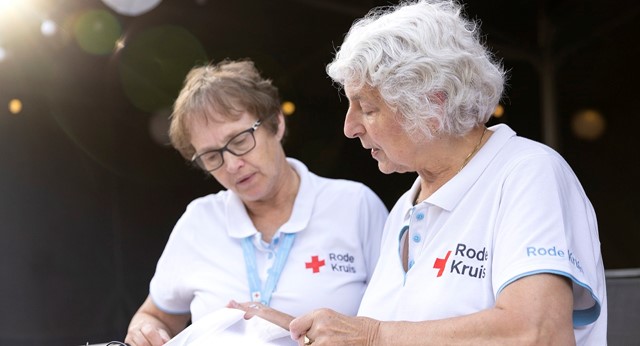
[377,162,398,175]
[377,160,412,175]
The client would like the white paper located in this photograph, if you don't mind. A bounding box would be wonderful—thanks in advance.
[164,308,293,346]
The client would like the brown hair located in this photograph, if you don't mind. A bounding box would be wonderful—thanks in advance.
[169,59,282,160]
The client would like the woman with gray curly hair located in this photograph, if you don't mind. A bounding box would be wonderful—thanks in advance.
[234,1,606,345]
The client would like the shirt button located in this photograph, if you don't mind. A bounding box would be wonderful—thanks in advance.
[412,234,421,243]
[416,213,425,221]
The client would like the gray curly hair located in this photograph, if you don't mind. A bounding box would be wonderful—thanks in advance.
[327,0,506,139]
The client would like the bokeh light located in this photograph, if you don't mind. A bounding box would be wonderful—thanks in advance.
[73,9,121,55]
[493,104,504,118]
[41,19,57,36]
[0,0,20,13]
[282,101,296,116]
[101,0,162,16]
[149,108,171,146]
[571,109,606,141]
[118,25,207,112]
[9,98,23,114]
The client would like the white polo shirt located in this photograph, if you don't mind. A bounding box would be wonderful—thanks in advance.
[150,158,388,324]
[358,124,606,344]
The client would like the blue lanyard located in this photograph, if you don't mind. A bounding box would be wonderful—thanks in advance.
[241,232,296,306]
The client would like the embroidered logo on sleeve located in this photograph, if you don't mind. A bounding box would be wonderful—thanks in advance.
[526,246,584,273]
[305,255,325,273]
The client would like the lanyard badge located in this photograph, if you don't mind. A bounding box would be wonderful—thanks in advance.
[241,232,296,306]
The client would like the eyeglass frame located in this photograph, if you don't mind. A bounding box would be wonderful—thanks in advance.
[191,120,262,172]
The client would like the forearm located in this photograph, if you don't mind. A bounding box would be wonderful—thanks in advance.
[374,308,571,346]
[367,274,575,345]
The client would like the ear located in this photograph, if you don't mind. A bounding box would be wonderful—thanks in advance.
[275,112,286,141]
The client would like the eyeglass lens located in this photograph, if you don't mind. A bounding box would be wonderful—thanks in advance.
[196,130,256,171]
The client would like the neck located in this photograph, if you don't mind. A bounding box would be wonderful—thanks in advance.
[457,126,487,173]
[414,126,488,205]
[246,161,300,242]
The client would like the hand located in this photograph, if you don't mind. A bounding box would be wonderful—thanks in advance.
[226,300,295,331]
[289,308,380,346]
[124,323,171,346]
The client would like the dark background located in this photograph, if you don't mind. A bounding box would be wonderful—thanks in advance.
[0,0,638,344]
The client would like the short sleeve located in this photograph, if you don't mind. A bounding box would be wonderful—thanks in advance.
[491,151,604,326]
[149,206,198,314]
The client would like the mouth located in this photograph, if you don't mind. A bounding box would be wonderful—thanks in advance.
[362,141,381,158]
[236,173,255,185]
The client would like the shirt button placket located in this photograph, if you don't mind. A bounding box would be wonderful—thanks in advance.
[408,209,426,273]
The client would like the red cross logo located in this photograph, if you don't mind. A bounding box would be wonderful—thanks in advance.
[433,250,451,277]
[305,255,325,273]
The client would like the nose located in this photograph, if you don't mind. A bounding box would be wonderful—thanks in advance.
[222,151,244,173]
[344,106,364,139]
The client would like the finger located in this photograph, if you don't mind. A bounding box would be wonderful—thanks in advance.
[228,300,294,330]
[227,300,262,319]
[140,324,168,346]
[255,307,295,331]
[128,331,151,346]
[289,313,314,341]
[158,328,171,343]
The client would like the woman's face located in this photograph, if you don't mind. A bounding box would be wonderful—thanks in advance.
[189,110,287,202]
[343,84,424,174]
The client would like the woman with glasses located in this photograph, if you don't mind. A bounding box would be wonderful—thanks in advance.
[123,59,388,346]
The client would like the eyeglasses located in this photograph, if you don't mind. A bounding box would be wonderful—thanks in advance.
[191,120,262,172]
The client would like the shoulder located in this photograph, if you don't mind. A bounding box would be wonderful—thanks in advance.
[492,135,575,181]
[181,190,230,219]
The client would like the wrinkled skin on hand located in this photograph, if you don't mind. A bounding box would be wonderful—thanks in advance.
[289,308,380,346]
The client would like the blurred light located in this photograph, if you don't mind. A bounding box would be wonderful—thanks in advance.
[493,104,504,118]
[281,101,296,116]
[73,9,121,55]
[0,46,6,62]
[571,109,606,141]
[101,0,162,16]
[0,0,20,12]
[40,19,57,36]
[118,25,207,112]
[149,108,171,146]
[114,37,126,51]
[9,99,22,114]
[0,0,32,35]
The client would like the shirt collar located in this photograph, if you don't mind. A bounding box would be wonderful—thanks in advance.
[410,124,516,213]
